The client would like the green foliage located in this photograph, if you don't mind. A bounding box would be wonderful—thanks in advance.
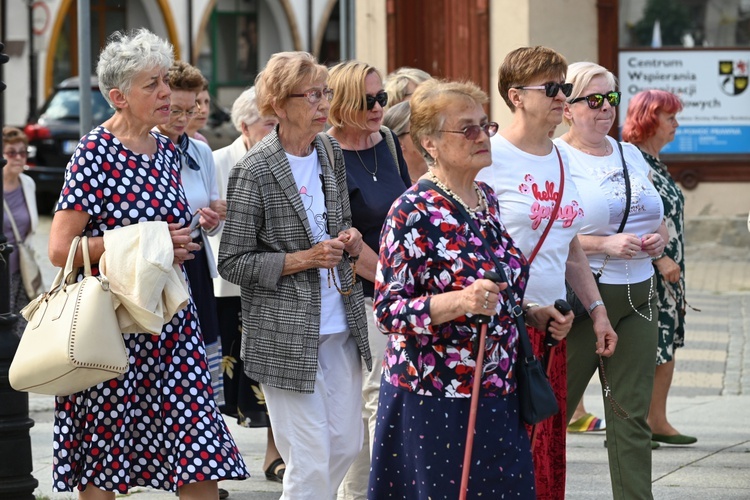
[632,0,692,46]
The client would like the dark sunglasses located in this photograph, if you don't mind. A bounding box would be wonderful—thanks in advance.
[365,91,388,110]
[569,91,621,109]
[439,122,499,140]
[512,81,573,98]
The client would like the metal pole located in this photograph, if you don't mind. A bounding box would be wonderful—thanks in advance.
[187,0,193,64]
[0,40,38,500]
[27,0,37,123]
[78,0,92,138]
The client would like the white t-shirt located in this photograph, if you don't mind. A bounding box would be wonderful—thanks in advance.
[553,136,664,285]
[286,150,349,335]
[476,134,585,304]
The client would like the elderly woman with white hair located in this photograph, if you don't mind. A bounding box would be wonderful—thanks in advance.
[383,66,432,108]
[47,28,248,499]
[209,87,285,484]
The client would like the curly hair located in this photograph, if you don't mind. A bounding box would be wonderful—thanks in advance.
[167,60,205,93]
[96,28,173,109]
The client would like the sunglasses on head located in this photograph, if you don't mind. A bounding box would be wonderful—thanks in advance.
[512,81,573,98]
[569,91,621,109]
[365,91,388,110]
[439,122,499,140]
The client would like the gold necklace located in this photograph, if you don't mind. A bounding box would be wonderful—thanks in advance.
[573,138,611,156]
[428,170,485,218]
[354,146,378,182]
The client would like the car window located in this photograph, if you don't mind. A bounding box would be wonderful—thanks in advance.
[42,89,114,124]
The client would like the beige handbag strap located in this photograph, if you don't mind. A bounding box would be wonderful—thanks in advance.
[49,236,82,291]
[2,200,24,243]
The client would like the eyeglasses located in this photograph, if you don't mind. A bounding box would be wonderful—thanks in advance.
[365,91,388,110]
[569,91,621,109]
[438,122,499,140]
[289,88,334,104]
[327,256,358,296]
[170,108,197,118]
[3,150,28,158]
[512,82,573,98]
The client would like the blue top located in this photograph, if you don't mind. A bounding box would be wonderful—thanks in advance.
[343,129,411,297]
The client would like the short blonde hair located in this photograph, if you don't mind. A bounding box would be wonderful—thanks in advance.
[498,46,568,112]
[384,67,432,107]
[254,52,328,118]
[410,79,488,163]
[563,62,618,125]
[328,61,383,130]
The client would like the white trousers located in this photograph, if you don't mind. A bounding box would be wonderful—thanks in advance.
[263,331,364,500]
[338,298,387,500]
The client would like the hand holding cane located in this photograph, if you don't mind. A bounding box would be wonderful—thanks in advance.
[459,270,502,500]
[530,299,572,448]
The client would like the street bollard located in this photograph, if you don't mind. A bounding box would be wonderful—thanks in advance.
[0,40,39,499]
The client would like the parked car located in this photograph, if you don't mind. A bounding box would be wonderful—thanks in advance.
[24,76,239,212]
[23,76,113,211]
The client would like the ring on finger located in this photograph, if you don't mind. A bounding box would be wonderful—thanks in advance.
[483,300,489,309]
[484,290,490,300]
[180,243,185,249]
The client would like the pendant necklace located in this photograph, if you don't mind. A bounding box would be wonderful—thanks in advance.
[353,136,378,182]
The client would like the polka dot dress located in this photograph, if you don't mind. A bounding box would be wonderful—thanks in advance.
[52,127,249,493]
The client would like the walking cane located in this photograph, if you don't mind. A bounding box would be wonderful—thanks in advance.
[459,270,502,500]
[530,299,572,448]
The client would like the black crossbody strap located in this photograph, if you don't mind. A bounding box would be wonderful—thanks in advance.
[616,141,631,234]
[418,179,535,360]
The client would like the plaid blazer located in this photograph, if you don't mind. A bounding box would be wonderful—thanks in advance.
[218,128,372,393]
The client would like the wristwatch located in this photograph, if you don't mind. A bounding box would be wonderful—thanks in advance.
[588,300,605,315]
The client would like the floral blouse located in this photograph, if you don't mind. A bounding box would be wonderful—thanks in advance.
[374,182,529,398]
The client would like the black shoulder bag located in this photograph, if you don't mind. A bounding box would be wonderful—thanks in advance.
[566,141,631,322]
[419,179,558,425]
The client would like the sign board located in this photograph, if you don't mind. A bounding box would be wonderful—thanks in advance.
[618,50,750,155]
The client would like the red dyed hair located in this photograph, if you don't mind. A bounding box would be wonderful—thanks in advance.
[622,89,683,143]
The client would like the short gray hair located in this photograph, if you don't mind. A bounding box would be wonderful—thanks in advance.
[97,28,174,109]
[231,87,262,132]
[382,100,411,137]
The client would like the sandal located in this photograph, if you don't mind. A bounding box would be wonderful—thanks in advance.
[567,413,606,433]
[264,457,286,483]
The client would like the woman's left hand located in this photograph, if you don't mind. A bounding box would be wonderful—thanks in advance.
[640,232,665,257]
[525,304,573,342]
[197,207,221,231]
[654,255,680,283]
[210,199,227,221]
[337,228,363,257]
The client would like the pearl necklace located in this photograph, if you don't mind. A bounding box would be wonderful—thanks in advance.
[625,261,654,321]
[428,170,485,218]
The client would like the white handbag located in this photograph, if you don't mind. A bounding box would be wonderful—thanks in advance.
[9,235,129,396]
[3,200,45,298]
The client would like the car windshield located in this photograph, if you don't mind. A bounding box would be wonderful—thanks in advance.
[42,88,114,124]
